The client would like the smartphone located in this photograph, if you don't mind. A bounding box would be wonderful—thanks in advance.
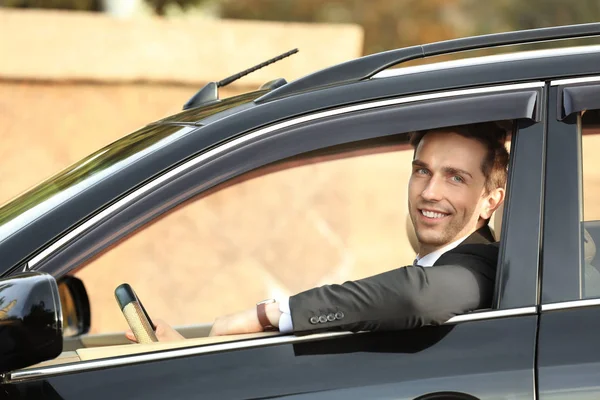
[114,283,158,344]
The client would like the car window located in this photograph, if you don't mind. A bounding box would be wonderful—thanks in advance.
[73,126,512,335]
[74,143,418,334]
[581,109,600,298]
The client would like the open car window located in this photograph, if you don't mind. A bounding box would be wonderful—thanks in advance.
[74,140,419,335]
[581,109,600,298]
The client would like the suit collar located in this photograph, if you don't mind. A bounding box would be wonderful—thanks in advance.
[461,225,495,245]
[415,225,496,267]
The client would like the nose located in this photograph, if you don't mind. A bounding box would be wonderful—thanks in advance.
[421,175,443,202]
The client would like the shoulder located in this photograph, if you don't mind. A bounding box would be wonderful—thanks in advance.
[444,241,499,259]
[434,242,499,279]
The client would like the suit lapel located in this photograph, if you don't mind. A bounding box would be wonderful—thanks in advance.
[460,225,495,245]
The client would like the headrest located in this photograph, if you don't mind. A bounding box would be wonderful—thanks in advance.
[584,228,596,265]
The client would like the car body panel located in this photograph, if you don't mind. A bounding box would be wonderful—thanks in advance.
[538,306,600,400]
[6,316,537,400]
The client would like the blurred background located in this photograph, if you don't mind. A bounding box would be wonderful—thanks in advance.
[1,0,600,334]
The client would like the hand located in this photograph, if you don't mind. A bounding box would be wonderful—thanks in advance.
[125,318,185,343]
[209,302,282,336]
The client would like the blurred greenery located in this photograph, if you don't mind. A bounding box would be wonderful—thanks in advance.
[143,0,208,16]
[3,0,599,54]
[219,0,460,55]
[0,0,207,14]
[217,0,600,54]
[0,0,101,11]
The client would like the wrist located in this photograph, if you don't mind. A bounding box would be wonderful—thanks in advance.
[265,301,282,328]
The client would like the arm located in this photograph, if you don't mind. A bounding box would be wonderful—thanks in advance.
[209,301,283,336]
[289,243,498,335]
[208,243,497,337]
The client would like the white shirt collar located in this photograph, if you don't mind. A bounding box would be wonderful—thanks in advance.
[415,234,470,267]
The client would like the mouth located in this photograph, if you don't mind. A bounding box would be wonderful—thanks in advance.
[418,208,450,221]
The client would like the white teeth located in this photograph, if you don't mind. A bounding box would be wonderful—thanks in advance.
[422,210,446,219]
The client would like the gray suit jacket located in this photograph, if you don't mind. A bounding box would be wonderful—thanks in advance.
[289,226,498,335]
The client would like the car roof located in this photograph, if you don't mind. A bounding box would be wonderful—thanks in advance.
[373,44,600,79]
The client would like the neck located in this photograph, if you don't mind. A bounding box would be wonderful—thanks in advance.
[417,232,474,258]
[418,244,439,258]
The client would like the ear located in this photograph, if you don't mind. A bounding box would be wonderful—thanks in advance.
[480,187,505,220]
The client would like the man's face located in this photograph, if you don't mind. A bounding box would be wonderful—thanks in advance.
[408,131,502,255]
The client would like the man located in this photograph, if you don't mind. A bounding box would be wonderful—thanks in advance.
[126,122,508,342]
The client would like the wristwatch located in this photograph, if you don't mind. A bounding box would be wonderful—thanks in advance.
[256,298,277,331]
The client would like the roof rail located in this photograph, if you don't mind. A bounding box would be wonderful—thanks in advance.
[256,22,600,104]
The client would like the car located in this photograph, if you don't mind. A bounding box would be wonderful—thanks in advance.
[2,21,600,399]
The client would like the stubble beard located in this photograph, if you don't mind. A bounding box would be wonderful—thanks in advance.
[411,208,477,254]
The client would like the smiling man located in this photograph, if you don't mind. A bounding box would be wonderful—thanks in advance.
[127,122,509,341]
[407,127,507,264]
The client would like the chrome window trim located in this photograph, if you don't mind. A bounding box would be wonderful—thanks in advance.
[551,75,600,86]
[8,306,537,383]
[541,298,600,311]
[446,306,536,323]
[27,81,543,269]
[373,45,600,79]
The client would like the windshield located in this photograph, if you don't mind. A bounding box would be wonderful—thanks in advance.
[0,90,265,243]
[0,124,194,242]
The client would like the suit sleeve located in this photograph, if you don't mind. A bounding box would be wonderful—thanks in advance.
[288,243,498,335]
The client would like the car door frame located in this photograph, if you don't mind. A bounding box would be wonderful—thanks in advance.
[537,75,600,399]
[6,80,546,399]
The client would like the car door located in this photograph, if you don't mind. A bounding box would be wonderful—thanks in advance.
[537,77,600,399]
[5,81,543,399]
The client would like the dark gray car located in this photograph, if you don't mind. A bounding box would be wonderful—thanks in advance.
[2,23,600,399]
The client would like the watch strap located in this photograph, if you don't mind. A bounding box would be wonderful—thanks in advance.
[257,300,276,331]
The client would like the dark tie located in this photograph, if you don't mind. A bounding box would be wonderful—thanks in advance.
[413,258,419,266]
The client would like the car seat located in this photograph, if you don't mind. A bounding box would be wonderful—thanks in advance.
[583,227,600,298]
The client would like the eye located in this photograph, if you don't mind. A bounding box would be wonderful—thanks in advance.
[415,168,429,175]
[451,175,464,183]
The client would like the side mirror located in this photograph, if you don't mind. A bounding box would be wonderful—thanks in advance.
[58,276,91,337]
[0,272,62,374]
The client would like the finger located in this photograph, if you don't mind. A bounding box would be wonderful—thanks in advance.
[125,330,137,342]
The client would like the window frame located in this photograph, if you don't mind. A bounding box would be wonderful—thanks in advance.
[541,76,600,306]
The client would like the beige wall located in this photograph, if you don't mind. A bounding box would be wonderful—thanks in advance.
[0,9,365,333]
[0,9,363,86]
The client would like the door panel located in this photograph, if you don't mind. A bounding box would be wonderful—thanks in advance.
[9,317,536,399]
[538,307,600,399]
